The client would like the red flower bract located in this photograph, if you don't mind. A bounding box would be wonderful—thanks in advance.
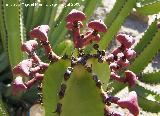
[12,59,33,77]
[116,34,135,48]
[125,70,138,87]
[116,91,140,116]
[29,25,50,42]
[66,9,86,23]
[88,20,107,32]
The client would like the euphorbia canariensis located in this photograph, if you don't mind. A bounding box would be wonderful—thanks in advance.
[12,9,140,115]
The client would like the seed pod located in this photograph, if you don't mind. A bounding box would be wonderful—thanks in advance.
[117,59,130,68]
[109,62,119,71]
[106,54,114,63]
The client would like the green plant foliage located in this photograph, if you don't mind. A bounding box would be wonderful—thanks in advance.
[99,0,137,49]
[140,71,160,84]
[61,65,104,116]
[0,0,25,68]
[136,1,160,15]
[43,60,70,116]
[129,29,160,74]
[134,19,158,55]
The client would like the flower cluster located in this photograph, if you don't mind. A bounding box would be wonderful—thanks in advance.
[102,34,139,115]
[12,25,61,98]
[66,9,107,48]
[106,34,138,87]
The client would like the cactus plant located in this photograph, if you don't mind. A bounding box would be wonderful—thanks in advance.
[0,0,160,115]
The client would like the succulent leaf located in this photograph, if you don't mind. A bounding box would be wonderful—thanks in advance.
[140,71,160,84]
[136,1,160,15]
[43,60,70,116]
[99,0,137,49]
[61,65,104,116]
[129,30,160,74]
[134,19,158,55]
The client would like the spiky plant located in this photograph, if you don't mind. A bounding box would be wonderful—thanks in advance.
[0,0,160,115]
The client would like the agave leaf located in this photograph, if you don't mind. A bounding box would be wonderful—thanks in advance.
[108,80,126,95]
[137,96,160,112]
[1,0,25,68]
[42,0,54,24]
[48,0,59,27]
[30,0,47,30]
[83,0,101,24]
[136,1,160,15]
[61,65,104,116]
[43,60,70,116]
[0,52,9,74]
[137,0,160,6]
[99,0,137,49]
[139,71,160,84]
[134,19,158,55]
[129,29,160,74]
[104,0,127,27]
[0,0,8,51]
[25,0,35,32]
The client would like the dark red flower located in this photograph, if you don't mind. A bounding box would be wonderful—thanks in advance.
[29,25,50,42]
[88,20,107,32]
[116,91,140,116]
[12,59,33,77]
[116,34,135,48]
[12,76,27,95]
[125,70,138,87]
[110,72,125,82]
[66,9,86,23]
[124,48,136,60]
[21,40,38,54]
